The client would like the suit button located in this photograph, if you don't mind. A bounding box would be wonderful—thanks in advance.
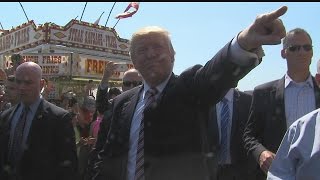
[146,122,151,127]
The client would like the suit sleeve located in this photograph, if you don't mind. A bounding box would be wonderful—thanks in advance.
[180,40,260,107]
[55,112,79,180]
[96,85,109,113]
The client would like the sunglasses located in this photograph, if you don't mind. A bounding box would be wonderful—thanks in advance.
[123,81,142,87]
[287,44,313,52]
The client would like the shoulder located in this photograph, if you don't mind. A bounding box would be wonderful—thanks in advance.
[291,109,320,130]
[237,89,252,98]
[111,86,141,105]
[42,100,70,117]
[254,79,280,92]
[283,109,320,151]
[0,105,15,118]
[180,65,203,77]
[0,106,15,126]
[117,86,140,99]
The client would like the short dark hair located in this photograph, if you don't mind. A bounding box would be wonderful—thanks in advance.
[283,28,312,49]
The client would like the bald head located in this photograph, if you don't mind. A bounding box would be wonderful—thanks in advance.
[16,62,42,80]
[123,69,141,79]
[15,62,44,105]
[122,68,142,91]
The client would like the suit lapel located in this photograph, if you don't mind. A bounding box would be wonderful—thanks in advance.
[120,87,143,135]
[108,86,143,155]
[274,77,287,131]
[230,90,240,143]
[208,106,219,147]
[26,99,45,146]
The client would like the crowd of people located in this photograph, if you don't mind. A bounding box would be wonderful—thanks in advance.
[0,5,318,180]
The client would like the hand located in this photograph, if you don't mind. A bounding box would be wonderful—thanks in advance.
[79,137,87,145]
[100,61,116,85]
[259,150,275,174]
[87,137,96,145]
[238,6,287,51]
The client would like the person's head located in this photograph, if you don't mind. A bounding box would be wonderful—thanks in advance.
[80,96,96,125]
[81,96,96,113]
[281,28,313,72]
[15,62,44,105]
[11,54,23,68]
[108,87,122,99]
[130,26,175,88]
[122,68,142,91]
[4,75,19,105]
[61,91,77,110]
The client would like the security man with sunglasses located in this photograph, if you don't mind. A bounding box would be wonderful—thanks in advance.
[95,61,142,113]
[122,69,143,92]
[243,28,320,180]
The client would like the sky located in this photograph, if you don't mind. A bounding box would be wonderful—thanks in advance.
[1,2,319,91]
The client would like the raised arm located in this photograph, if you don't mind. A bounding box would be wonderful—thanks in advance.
[238,6,287,51]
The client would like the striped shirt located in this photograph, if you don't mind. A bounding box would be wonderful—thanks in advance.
[284,73,316,127]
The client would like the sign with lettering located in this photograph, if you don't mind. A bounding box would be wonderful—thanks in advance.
[0,21,46,54]
[72,53,133,80]
[49,20,130,57]
[2,54,71,77]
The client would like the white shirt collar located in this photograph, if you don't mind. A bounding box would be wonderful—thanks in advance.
[223,88,234,102]
[142,74,171,99]
[284,73,314,89]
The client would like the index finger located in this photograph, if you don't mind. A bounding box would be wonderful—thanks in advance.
[264,6,288,22]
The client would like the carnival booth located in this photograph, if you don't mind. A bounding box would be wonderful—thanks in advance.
[0,19,133,103]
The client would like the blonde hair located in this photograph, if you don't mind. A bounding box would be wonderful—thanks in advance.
[130,26,175,57]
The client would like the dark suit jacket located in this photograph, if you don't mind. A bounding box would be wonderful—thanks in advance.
[200,89,254,179]
[88,41,259,180]
[243,76,320,179]
[0,99,78,180]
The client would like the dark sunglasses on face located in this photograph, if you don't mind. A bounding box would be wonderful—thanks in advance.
[123,81,142,87]
[287,44,313,52]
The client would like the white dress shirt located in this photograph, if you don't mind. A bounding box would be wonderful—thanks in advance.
[267,108,320,180]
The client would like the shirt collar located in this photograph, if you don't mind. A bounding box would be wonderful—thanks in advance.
[284,73,314,89]
[142,74,171,99]
[222,88,234,103]
[20,97,42,114]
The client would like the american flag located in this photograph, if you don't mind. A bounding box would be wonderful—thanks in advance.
[115,2,140,19]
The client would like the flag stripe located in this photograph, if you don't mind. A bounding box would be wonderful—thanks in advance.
[115,2,140,19]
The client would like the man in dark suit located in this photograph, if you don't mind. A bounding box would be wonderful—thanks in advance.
[243,28,320,180]
[87,6,288,180]
[0,62,78,180]
[200,88,255,180]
